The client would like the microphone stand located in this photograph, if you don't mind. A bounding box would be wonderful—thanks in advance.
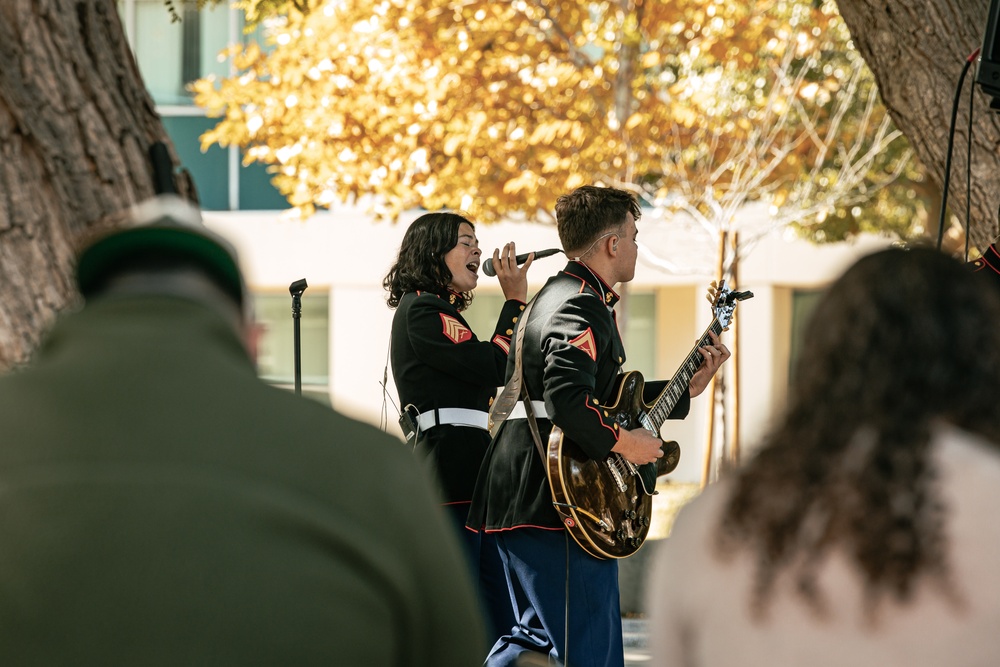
[289,278,308,396]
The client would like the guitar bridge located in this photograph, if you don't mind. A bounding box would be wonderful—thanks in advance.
[605,456,628,492]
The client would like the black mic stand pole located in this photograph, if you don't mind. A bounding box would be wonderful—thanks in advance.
[289,279,308,396]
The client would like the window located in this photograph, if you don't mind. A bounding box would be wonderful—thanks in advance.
[253,292,330,402]
[129,0,232,106]
[620,291,656,378]
[118,0,288,211]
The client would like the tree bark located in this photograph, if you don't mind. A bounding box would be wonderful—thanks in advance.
[834,0,1000,249]
[0,0,188,370]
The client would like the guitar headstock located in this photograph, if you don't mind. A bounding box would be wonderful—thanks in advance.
[705,280,754,330]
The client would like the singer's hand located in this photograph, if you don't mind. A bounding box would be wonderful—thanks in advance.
[493,242,531,302]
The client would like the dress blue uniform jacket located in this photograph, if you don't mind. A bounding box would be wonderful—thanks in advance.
[468,261,690,531]
[390,289,525,503]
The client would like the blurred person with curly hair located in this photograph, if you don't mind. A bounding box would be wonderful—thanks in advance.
[648,246,1000,666]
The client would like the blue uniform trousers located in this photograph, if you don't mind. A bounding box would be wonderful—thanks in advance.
[486,528,623,667]
[446,503,516,646]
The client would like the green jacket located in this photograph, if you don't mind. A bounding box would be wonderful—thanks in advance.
[0,295,485,666]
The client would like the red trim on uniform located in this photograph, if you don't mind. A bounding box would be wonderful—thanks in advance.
[440,313,472,343]
[568,261,618,299]
[584,398,620,441]
[481,524,566,533]
[492,334,511,355]
[980,245,1000,276]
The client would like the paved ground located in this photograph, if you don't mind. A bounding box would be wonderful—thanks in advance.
[623,618,651,666]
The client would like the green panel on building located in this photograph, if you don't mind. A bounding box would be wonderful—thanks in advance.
[161,116,229,211]
[239,158,290,211]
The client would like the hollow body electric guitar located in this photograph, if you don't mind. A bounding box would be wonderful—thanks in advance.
[546,281,753,559]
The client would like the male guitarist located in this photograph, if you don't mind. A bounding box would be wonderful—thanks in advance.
[466,185,729,667]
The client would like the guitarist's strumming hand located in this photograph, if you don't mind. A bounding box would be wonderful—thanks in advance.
[688,331,730,398]
[611,427,664,466]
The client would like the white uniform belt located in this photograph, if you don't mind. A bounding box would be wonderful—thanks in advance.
[416,408,489,431]
[506,400,549,420]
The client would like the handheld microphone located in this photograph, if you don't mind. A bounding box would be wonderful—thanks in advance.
[483,248,562,277]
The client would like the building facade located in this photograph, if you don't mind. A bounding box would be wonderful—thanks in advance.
[117,1,891,484]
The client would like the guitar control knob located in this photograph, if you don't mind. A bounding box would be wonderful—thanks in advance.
[616,528,626,542]
[640,515,650,527]
[626,509,637,520]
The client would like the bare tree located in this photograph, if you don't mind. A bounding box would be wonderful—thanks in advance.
[632,43,909,480]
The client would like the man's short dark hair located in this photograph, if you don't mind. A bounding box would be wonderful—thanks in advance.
[555,186,641,255]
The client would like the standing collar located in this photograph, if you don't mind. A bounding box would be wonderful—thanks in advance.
[977,244,1000,276]
[415,288,462,306]
[562,261,620,307]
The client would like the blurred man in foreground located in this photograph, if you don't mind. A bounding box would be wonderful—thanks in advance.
[0,196,485,666]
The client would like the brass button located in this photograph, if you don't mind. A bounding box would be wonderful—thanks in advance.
[512,316,518,323]
[506,329,513,335]
[519,305,525,311]
[604,410,609,417]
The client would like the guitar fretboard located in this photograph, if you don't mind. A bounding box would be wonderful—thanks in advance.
[647,318,723,428]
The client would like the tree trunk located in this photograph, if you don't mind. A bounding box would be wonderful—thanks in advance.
[834,0,1000,249]
[0,0,188,371]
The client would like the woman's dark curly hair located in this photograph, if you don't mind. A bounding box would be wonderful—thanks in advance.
[716,246,1000,618]
[383,212,475,311]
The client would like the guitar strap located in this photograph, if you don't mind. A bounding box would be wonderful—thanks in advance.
[488,298,548,463]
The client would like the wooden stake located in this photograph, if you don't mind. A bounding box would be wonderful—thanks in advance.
[700,229,727,488]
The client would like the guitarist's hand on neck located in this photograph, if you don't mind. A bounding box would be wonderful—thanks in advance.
[689,331,731,398]
[611,427,664,465]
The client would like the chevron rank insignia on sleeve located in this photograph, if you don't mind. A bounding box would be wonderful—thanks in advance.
[492,334,511,355]
[440,314,472,344]
[569,328,597,361]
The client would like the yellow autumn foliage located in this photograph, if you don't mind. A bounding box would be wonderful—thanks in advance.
[193,0,906,227]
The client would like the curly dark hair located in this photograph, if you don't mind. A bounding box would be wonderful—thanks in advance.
[383,212,475,311]
[716,246,1000,618]
[555,185,641,255]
